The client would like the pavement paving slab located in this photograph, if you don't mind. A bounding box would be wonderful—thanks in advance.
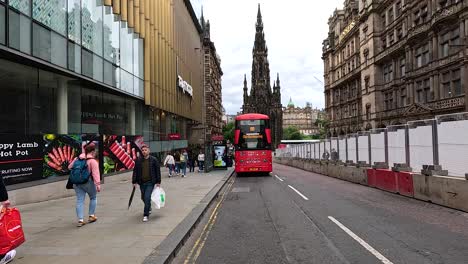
[13,168,233,264]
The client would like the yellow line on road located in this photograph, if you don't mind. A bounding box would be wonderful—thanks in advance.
[184,178,235,264]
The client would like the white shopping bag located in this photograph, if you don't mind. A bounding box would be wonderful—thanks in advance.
[151,187,166,209]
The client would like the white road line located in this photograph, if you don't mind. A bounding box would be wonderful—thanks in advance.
[288,185,309,200]
[274,175,284,182]
[328,216,394,264]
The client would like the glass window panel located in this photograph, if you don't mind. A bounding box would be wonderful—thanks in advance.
[121,69,133,93]
[67,81,82,134]
[82,48,93,78]
[32,0,66,35]
[9,10,31,54]
[0,5,5,45]
[133,37,144,78]
[68,41,81,73]
[9,0,30,16]
[31,70,58,134]
[51,32,66,68]
[120,23,133,73]
[82,0,103,56]
[139,79,144,98]
[0,58,37,134]
[133,76,139,96]
[68,0,81,44]
[103,6,120,64]
[93,54,103,82]
[104,60,119,88]
[32,22,51,61]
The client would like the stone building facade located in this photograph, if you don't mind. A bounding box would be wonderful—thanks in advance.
[242,5,283,148]
[282,99,325,136]
[201,15,224,139]
[323,0,468,136]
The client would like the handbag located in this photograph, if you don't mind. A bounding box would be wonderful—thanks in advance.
[0,207,26,254]
[66,178,74,189]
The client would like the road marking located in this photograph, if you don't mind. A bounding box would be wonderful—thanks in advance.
[184,178,235,264]
[274,175,284,182]
[288,185,309,200]
[328,216,394,264]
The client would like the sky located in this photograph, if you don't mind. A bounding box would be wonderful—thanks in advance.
[196,0,344,114]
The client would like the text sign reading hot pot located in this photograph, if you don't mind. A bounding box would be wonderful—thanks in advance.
[0,135,44,185]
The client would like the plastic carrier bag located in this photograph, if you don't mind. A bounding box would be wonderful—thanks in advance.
[0,207,26,255]
[151,187,166,209]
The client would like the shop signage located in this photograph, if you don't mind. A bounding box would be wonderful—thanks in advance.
[0,135,44,185]
[177,75,193,97]
[211,134,224,141]
[168,133,181,140]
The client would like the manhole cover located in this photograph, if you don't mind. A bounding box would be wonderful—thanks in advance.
[231,187,250,193]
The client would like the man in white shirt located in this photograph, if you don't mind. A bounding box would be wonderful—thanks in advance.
[197,151,205,172]
[163,152,175,177]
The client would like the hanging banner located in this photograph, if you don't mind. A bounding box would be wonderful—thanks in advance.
[102,135,144,174]
[0,135,43,185]
[42,134,101,179]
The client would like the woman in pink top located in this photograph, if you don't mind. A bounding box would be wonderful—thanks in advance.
[68,143,101,227]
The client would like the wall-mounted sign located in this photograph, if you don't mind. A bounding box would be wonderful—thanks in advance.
[211,135,224,141]
[177,75,193,97]
[168,133,181,140]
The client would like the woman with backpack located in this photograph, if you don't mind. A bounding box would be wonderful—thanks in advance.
[68,143,101,227]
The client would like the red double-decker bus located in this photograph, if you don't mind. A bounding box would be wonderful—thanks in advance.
[234,113,272,174]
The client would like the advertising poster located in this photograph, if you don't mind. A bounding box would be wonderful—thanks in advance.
[102,135,144,174]
[213,145,227,169]
[0,135,44,185]
[43,134,101,179]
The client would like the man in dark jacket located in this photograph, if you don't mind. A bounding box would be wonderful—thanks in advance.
[132,145,161,222]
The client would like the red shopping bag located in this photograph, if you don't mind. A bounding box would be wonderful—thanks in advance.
[0,208,25,255]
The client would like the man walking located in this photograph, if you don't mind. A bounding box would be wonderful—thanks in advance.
[132,145,161,222]
[163,152,175,177]
[197,150,205,172]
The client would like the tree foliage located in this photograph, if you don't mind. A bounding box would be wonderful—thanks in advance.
[223,122,235,143]
[282,126,303,140]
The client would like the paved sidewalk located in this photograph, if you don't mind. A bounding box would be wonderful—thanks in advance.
[13,168,233,264]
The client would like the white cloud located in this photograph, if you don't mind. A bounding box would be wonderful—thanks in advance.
[201,0,343,114]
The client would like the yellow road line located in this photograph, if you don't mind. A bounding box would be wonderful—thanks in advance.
[184,178,235,264]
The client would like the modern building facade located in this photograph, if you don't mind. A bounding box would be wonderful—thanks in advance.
[242,5,283,148]
[0,0,204,157]
[282,99,325,136]
[322,0,468,136]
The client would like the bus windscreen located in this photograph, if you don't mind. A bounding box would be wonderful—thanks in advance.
[236,119,270,150]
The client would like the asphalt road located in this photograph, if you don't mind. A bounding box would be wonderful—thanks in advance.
[183,163,468,264]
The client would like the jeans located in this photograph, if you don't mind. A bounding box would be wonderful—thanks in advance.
[180,162,187,175]
[198,161,204,172]
[140,182,154,217]
[74,180,97,221]
[168,164,175,176]
[189,160,195,172]
[175,162,180,174]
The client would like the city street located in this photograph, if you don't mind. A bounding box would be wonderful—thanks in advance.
[180,163,468,264]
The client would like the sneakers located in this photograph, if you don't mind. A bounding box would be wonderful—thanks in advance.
[0,250,16,264]
[143,216,148,222]
[88,215,98,223]
[149,210,152,215]
[182,174,186,178]
[77,220,86,227]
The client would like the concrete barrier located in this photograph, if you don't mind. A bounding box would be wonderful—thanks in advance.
[274,158,467,213]
[413,174,468,212]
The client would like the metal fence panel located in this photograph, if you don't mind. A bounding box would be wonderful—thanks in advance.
[371,130,385,164]
[437,114,468,177]
[331,138,338,160]
[347,135,356,163]
[409,121,433,172]
[338,138,346,162]
[358,133,369,164]
[388,127,406,168]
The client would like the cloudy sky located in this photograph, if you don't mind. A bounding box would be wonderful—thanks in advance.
[196,0,343,114]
